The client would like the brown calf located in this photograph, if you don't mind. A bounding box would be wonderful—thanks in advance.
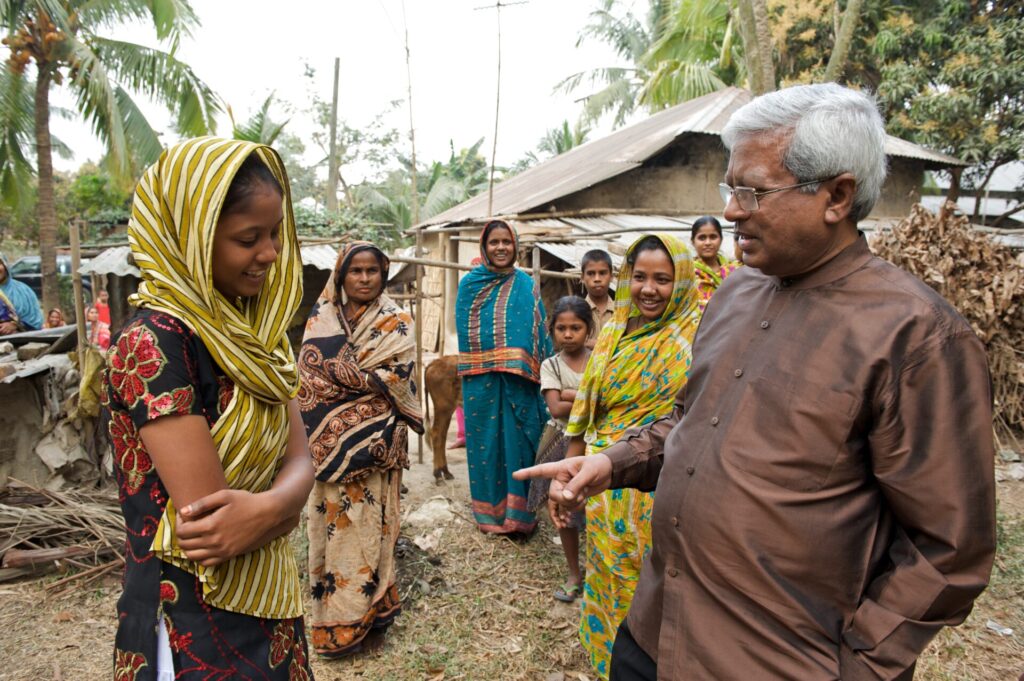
[423,355,460,483]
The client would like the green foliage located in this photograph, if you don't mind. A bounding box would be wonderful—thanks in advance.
[510,120,592,174]
[0,0,220,191]
[229,92,289,145]
[561,0,741,127]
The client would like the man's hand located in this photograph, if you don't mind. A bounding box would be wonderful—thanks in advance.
[176,489,279,566]
[514,454,613,510]
[0,321,18,335]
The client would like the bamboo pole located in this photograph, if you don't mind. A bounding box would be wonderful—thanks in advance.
[387,254,579,280]
[70,220,86,358]
[532,245,541,289]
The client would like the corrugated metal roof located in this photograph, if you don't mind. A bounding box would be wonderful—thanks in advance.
[80,243,343,277]
[535,241,626,272]
[301,244,339,271]
[79,246,138,277]
[416,87,966,229]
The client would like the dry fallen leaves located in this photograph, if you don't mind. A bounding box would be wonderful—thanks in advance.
[872,202,1024,443]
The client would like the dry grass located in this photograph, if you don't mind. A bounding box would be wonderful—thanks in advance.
[0,457,1021,680]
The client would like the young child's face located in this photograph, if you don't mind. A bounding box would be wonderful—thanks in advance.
[583,261,612,300]
[552,311,588,353]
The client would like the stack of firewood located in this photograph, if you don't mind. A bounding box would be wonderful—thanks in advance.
[0,480,123,593]
[872,202,1024,445]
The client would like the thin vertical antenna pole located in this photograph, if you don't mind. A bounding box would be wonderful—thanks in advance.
[487,3,502,216]
[402,0,424,464]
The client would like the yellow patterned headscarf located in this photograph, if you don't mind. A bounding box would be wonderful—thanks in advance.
[566,233,700,448]
[128,137,303,618]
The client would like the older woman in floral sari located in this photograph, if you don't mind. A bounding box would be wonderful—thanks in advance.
[298,241,423,657]
[563,234,700,679]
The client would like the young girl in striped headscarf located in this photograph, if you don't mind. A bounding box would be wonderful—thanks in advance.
[102,138,314,680]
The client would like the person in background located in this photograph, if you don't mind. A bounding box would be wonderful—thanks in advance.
[456,219,552,535]
[527,295,593,603]
[86,304,110,350]
[103,138,314,679]
[299,241,423,658]
[94,288,111,325]
[580,249,614,349]
[0,289,22,336]
[560,234,699,679]
[690,215,740,314]
[45,307,66,328]
[446,405,466,450]
[0,253,42,332]
[518,83,995,681]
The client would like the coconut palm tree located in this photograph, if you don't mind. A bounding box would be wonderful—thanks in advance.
[228,92,289,146]
[561,0,743,127]
[1,0,218,311]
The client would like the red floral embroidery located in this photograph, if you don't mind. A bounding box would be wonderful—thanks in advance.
[109,325,166,408]
[165,619,193,653]
[109,412,152,495]
[217,376,234,414]
[289,641,311,681]
[159,580,179,604]
[145,386,195,420]
[268,620,295,669]
[113,649,148,681]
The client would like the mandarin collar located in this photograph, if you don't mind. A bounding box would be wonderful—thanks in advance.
[773,233,873,291]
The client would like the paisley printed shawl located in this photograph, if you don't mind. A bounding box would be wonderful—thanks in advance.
[456,221,553,381]
[298,242,424,484]
[566,233,700,449]
[127,137,304,618]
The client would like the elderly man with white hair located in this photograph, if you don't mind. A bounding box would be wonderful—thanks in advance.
[516,83,996,680]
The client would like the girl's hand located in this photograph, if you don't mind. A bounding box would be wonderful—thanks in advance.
[560,389,578,402]
[175,489,278,566]
[547,498,575,529]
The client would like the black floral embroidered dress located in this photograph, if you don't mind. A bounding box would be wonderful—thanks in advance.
[104,309,312,681]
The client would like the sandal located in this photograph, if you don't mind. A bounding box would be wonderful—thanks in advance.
[553,582,582,602]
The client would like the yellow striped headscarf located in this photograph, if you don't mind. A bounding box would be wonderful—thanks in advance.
[128,137,303,618]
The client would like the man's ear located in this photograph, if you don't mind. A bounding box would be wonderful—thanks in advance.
[824,173,857,225]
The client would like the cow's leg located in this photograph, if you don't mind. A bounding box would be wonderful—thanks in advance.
[432,407,455,483]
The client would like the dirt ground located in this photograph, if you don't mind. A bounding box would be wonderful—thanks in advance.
[1,432,1022,680]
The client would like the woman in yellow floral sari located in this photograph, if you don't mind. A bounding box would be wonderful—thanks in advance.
[691,215,741,314]
[563,234,700,679]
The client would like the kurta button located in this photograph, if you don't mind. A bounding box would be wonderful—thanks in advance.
[668,568,679,578]
[686,466,695,475]
[671,516,679,526]
[760,320,770,329]
[710,416,719,426]
[734,369,743,378]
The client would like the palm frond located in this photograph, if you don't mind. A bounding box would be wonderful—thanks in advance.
[65,34,129,172]
[230,92,289,145]
[73,0,198,45]
[421,175,467,219]
[1,0,70,31]
[88,36,218,137]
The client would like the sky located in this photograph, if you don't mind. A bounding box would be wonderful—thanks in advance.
[42,0,627,182]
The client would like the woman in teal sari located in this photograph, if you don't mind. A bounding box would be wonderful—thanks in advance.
[456,220,552,535]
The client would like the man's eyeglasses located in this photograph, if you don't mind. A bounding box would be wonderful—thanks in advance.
[718,176,837,212]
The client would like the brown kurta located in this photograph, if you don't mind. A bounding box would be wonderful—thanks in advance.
[603,237,996,680]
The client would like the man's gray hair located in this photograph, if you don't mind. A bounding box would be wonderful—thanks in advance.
[721,83,888,223]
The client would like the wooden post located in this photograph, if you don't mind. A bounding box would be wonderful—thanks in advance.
[325,58,341,212]
[438,233,450,356]
[532,244,541,290]
[70,220,86,358]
